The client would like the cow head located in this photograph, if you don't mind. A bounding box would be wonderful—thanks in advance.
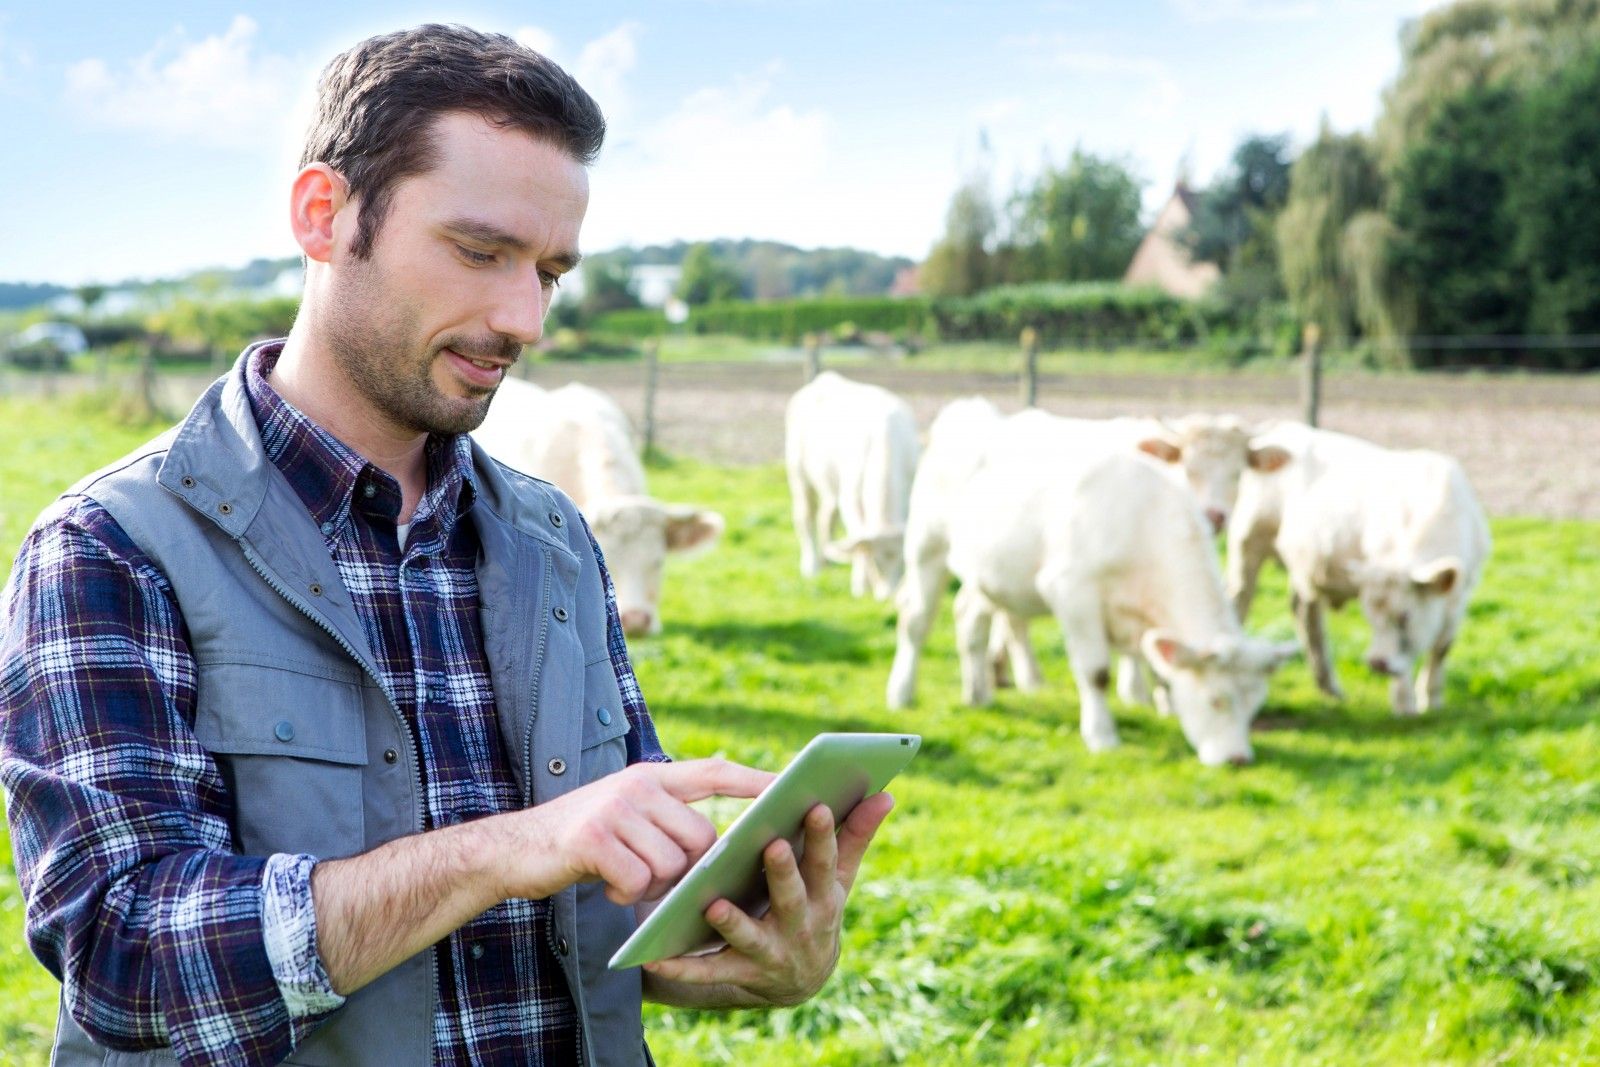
[1137,416,1291,533]
[824,528,906,600]
[585,495,724,636]
[1348,556,1462,681]
[1141,629,1299,766]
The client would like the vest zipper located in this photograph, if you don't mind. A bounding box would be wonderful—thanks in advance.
[237,545,441,1042]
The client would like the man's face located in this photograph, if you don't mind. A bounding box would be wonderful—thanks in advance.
[323,111,589,436]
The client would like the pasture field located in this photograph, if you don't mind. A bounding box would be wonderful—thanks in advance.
[1,394,1599,1065]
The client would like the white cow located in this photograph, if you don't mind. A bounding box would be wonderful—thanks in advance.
[892,403,1289,707]
[785,371,920,599]
[473,377,724,636]
[889,409,1298,765]
[1257,433,1491,715]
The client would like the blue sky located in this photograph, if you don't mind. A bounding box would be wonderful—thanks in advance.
[0,0,1440,286]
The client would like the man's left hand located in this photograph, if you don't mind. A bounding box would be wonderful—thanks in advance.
[640,791,895,1007]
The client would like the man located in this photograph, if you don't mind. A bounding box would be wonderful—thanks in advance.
[0,24,893,1067]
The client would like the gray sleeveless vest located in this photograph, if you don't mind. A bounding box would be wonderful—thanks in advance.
[48,360,649,1066]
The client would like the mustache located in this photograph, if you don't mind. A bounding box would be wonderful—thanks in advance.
[441,334,523,364]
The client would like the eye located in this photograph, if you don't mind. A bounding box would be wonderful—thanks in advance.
[455,244,496,266]
[538,270,562,290]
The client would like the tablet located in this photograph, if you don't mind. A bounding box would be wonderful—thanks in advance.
[607,731,920,970]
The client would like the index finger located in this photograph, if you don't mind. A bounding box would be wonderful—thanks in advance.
[649,757,775,803]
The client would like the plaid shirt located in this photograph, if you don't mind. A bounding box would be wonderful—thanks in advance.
[0,341,667,1067]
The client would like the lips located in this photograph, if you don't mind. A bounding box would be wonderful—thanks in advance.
[444,347,508,389]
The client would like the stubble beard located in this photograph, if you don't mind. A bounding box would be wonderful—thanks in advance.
[324,257,518,437]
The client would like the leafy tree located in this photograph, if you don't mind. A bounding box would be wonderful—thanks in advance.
[1004,148,1144,284]
[1388,86,1526,353]
[1508,43,1600,342]
[1275,125,1384,344]
[675,243,744,305]
[921,172,998,297]
[1185,134,1293,310]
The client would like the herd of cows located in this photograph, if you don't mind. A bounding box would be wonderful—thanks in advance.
[474,370,1492,768]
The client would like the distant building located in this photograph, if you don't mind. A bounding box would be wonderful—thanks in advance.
[1123,183,1221,300]
[629,264,682,308]
[889,265,922,297]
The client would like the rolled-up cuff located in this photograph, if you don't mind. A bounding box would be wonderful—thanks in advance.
[260,853,345,1019]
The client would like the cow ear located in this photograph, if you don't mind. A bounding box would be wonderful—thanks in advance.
[1248,445,1292,473]
[1142,629,1202,680]
[1137,437,1182,464]
[1410,556,1461,595]
[664,507,724,555]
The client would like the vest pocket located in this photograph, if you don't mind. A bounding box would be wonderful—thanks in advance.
[193,660,368,860]
[578,658,630,785]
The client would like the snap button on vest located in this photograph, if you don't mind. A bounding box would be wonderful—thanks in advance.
[550,511,564,527]
[180,476,195,488]
[597,707,612,726]
[548,757,567,775]
[553,606,569,622]
[274,721,295,742]
[556,937,570,956]
[218,502,233,516]
[309,583,324,597]
[383,748,398,764]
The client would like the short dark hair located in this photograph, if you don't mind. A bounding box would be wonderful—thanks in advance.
[301,24,606,258]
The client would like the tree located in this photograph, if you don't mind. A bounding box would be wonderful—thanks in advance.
[577,257,642,318]
[1185,134,1293,310]
[1004,148,1144,284]
[1275,125,1384,344]
[675,243,743,305]
[1508,42,1600,346]
[1388,86,1526,355]
[920,172,998,297]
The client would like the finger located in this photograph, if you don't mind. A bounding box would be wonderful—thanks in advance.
[703,897,771,959]
[645,796,719,865]
[762,837,809,922]
[644,945,760,987]
[651,758,775,803]
[592,835,655,906]
[834,791,895,894]
[797,803,837,894]
[613,816,693,900]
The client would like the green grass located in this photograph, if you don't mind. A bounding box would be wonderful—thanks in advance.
[2,400,1599,1064]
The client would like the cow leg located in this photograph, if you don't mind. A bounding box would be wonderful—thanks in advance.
[1292,589,1345,701]
[1116,655,1153,707]
[953,584,997,707]
[1046,578,1119,753]
[1417,635,1453,713]
[789,468,822,579]
[850,549,870,598]
[1227,531,1275,623]
[989,612,1043,692]
[886,530,946,709]
[1390,672,1419,717]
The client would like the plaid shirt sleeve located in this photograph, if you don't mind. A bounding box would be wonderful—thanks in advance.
[0,498,339,1066]
[578,516,669,764]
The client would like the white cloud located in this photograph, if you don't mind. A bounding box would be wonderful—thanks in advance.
[512,25,559,59]
[573,22,642,123]
[64,15,299,150]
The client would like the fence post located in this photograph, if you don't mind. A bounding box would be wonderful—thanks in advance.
[1019,327,1039,407]
[1300,323,1323,427]
[804,332,822,382]
[641,335,660,456]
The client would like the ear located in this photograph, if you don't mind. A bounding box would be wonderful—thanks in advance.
[1141,629,1204,681]
[1137,437,1183,464]
[664,506,723,555]
[289,163,350,264]
[1247,444,1292,473]
[1255,639,1302,670]
[1411,556,1462,595]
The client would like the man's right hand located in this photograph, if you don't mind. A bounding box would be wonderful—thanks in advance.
[487,758,775,906]
[312,757,771,996]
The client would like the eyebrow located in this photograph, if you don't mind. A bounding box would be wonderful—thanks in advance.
[442,217,582,272]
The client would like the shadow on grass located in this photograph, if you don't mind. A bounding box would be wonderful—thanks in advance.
[672,617,879,665]
[664,698,1001,791]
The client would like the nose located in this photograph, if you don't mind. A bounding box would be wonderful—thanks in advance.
[1367,656,1392,675]
[1205,508,1226,533]
[620,608,655,636]
[1227,753,1253,767]
[485,273,549,347]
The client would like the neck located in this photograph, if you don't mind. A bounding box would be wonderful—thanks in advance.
[273,321,430,522]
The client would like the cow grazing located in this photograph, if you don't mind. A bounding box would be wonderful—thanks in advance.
[785,371,920,599]
[890,407,1297,765]
[473,377,724,636]
[1264,438,1491,715]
